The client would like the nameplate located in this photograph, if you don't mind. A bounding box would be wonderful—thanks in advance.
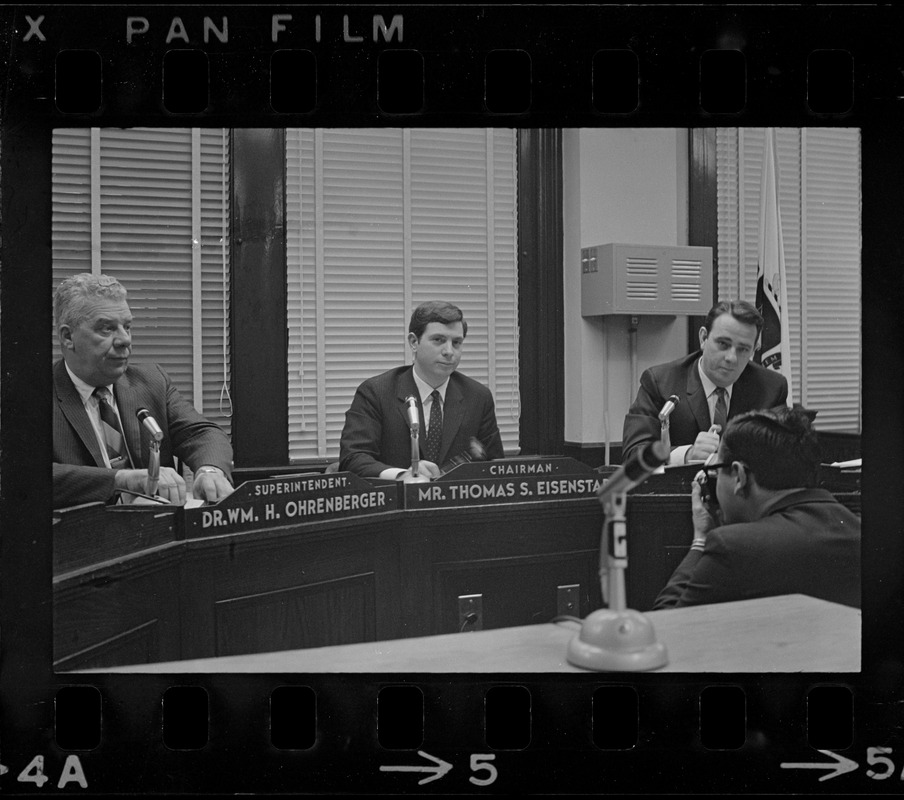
[404,456,604,509]
[182,472,398,538]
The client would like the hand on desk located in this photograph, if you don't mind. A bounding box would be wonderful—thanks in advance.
[686,426,721,463]
[114,466,187,505]
[397,460,441,481]
[192,469,235,504]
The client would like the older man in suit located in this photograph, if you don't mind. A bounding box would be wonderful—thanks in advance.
[621,300,789,465]
[339,301,504,481]
[53,273,234,508]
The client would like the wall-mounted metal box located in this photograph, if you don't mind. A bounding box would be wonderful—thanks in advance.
[581,243,713,316]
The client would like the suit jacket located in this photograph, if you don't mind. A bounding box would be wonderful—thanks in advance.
[338,366,505,478]
[53,359,234,508]
[652,488,861,610]
[621,351,789,463]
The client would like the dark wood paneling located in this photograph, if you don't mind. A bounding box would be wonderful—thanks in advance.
[435,550,602,634]
[54,620,161,671]
[52,479,858,666]
[214,573,376,656]
[230,128,289,467]
[817,432,861,464]
[53,502,178,574]
[563,441,624,468]
[517,129,565,455]
[54,552,181,667]
[176,513,402,659]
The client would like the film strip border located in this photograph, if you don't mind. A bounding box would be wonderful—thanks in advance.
[3,5,904,123]
[8,678,879,793]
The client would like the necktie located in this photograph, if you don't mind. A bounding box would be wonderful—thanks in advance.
[424,390,443,463]
[712,387,728,430]
[94,387,133,469]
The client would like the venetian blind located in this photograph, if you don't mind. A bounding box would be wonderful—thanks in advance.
[715,127,861,432]
[50,127,232,436]
[286,128,520,462]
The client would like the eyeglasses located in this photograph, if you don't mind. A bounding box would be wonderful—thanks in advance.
[702,461,733,479]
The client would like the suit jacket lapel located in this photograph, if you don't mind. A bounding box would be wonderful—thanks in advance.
[729,366,758,415]
[394,368,423,452]
[113,370,144,469]
[684,357,712,431]
[440,377,464,463]
[54,360,106,467]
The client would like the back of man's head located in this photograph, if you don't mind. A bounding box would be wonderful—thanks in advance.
[55,272,127,329]
[408,300,468,339]
[721,405,820,490]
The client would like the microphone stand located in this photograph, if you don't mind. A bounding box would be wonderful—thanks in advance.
[407,423,431,484]
[600,491,628,613]
[659,415,671,452]
[567,489,668,672]
[146,439,161,498]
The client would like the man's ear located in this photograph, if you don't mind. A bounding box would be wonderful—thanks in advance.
[733,461,751,496]
[698,326,708,349]
[59,325,74,351]
[407,332,418,350]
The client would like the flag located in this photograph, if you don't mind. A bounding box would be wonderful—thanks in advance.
[754,127,793,405]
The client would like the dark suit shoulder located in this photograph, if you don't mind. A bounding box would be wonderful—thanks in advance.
[448,369,493,397]
[643,351,700,380]
[737,359,788,390]
[119,361,169,384]
[355,365,412,393]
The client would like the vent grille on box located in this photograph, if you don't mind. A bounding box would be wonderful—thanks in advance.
[581,243,713,316]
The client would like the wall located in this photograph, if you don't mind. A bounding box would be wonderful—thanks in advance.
[563,128,691,463]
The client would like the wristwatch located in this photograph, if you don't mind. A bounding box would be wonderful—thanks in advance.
[195,466,223,477]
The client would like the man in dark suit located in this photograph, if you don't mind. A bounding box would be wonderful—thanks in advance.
[622,300,788,465]
[653,405,860,610]
[339,301,504,481]
[53,273,234,508]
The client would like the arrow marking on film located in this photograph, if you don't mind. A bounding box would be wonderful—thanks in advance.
[380,750,453,785]
[0,763,8,776]
[780,750,859,781]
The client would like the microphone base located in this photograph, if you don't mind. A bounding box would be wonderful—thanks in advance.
[402,474,432,484]
[566,608,668,672]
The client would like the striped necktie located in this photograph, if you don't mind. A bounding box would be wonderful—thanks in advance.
[94,387,133,469]
[712,387,728,430]
[424,390,443,463]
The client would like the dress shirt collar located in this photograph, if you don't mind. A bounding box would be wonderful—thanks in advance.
[696,357,733,403]
[411,367,449,405]
[65,362,115,407]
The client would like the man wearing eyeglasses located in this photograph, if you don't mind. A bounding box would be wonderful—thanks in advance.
[652,405,860,610]
[621,300,789,466]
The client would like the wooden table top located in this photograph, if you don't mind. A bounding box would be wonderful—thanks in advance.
[86,594,860,674]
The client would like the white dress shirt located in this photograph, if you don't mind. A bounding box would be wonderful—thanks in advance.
[378,372,450,480]
[65,363,121,469]
[668,358,734,465]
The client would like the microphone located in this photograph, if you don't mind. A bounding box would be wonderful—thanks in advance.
[136,408,163,498]
[136,408,164,442]
[658,394,679,423]
[598,440,669,506]
[404,395,420,431]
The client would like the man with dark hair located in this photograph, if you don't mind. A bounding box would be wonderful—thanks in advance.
[652,406,860,610]
[53,273,234,508]
[339,300,504,480]
[622,299,789,465]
